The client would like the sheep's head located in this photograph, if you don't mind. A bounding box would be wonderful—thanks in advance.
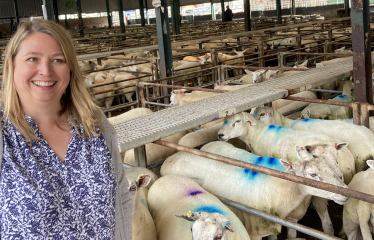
[127,174,152,196]
[252,106,275,125]
[218,112,257,141]
[175,212,235,240]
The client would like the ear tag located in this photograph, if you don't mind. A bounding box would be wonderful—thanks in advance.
[269,113,273,117]
[138,174,144,180]
[301,147,304,150]
[335,143,338,149]
[247,121,252,126]
[187,210,192,218]
[288,162,293,167]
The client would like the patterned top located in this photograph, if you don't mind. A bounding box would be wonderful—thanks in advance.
[0,115,117,239]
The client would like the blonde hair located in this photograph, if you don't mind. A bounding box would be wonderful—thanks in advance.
[2,19,104,141]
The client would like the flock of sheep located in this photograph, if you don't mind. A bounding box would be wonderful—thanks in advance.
[74,24,374,240]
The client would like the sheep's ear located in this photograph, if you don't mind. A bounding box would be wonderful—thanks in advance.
[244,69,252,75]
[280,159,293,170]
[175,211,200,221]
[134,56,138,59]
[367,160,374,170]
[136,174,151,188]
[334,142,348,151]
[223,222,235,233]
[234,50,238,54]
[102,76,107,80]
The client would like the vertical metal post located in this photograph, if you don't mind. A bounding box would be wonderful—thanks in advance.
[134,146,147,167]
[155,0,173,103]
[221,0,225,22]
[344,0,350,17]
[139,0,145,26]
[76,0,84,36]
[211,0,216,20]
[351,0,373,121]
[65,14,68,28]
[291,0,296,15]
[276,0,282,24]
[117,0,125,33]
[43,0,54,21]
[170,0,176,34]
[144,0,150,24]
[13,0,19,23]
[105,0,112,28]
[244,0,251,31]
[53,0,59,22]
[211,49,218,82]
[258,41,264,67]
[176,0,181,26]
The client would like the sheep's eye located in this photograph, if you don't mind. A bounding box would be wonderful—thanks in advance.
[309,173,317,178]
[260,113,265,117]
[235,120,240,123]
[130,186,137,191]
[216,235,222,239]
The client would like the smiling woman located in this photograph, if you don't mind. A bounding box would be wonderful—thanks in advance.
[0,19,133,240]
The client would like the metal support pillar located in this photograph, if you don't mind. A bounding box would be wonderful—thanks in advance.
[105,0,112,28]
[155,0,173,103]
[170,0,180,35]
[134,145,147,167]
[244,0,251,31]
[139,0,145,26]
[220,0,225,22]
[144,0,150,24]
[344,0,350,17]
[64,14,68,28]
[276,0,282,24]
[43,0,54,21]
[117,0,125,33]
[291,0,296,15]
[351,0,372,126]
[13,0,19,23]
[76,0,84,36]
[53,0,59,22]
[176,0,181,27]
[211,0,215,20]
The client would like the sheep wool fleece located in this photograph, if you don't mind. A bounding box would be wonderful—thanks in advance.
[0,113,133,240]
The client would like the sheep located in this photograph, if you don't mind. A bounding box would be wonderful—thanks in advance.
[177,121,247,150]
[343,160,374,240]
[300,79,354,120]
[161,141,348,240]
[219,50,248,77]
[112,72,138,107]
[218,112,355,236]
[254,105,374,172]
[124,171,157,240]
[147,174,251,240]
[271,91,317,110]
[123,130,187,167]
[86,73,115,117]
[173,56,209,86]
[108,108,153,125]
[80,60,97,71]
[169,89,218,106]
[238,69,267,84]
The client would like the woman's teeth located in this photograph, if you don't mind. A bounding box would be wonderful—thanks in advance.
[33,81,56,87]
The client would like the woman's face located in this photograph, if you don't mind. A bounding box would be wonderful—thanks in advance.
[13,32,70,109]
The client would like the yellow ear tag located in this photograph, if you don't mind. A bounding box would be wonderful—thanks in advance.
[138,174,144,180]
[187,210,192,218]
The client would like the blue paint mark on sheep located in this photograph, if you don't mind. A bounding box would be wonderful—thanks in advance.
[141,199,149,209]
[224,120,228,125]
[266,125,285,133]
[194,205,224,215]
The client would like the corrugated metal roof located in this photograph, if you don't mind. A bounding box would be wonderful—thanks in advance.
[0,1,15,18]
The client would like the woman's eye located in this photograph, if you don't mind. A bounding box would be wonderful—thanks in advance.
[53,59,64,63]
[27,57,38,62]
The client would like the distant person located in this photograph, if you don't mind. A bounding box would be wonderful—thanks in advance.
[225,6,233,21]
[11,22,18,35]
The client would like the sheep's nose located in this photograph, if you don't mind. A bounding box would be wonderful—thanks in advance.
[218,134,224,140]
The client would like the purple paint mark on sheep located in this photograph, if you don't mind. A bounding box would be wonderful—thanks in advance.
[187,190,204,197]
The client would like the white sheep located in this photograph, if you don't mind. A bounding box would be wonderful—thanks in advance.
[300,79,353,120]
[112,72,138,108]
[343,160,374,240]
[124,171,157,240]
[147,174,251,240]
[238,69,267,84]
[86,73,115,117]
[80,60,97,71]
[161,141,348,240]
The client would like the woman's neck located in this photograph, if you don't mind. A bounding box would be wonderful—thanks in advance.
[21,101,66,125]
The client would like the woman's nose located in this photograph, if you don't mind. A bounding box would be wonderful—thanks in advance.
[38,60,53,76]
